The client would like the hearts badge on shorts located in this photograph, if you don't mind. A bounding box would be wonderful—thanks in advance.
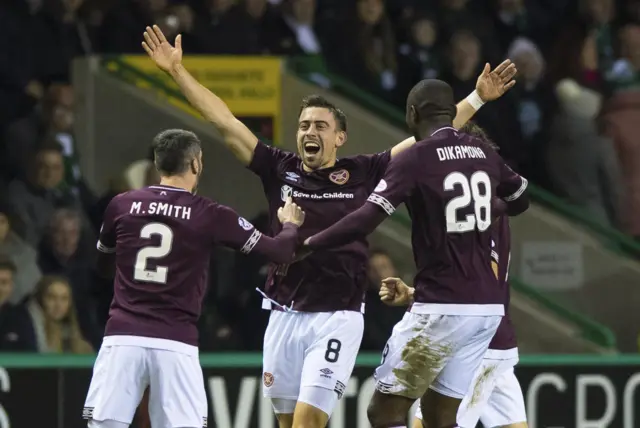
[329,169,350,185]
[263,372,274,387]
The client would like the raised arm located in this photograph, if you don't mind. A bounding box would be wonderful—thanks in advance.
[390,60,517,158]
[214,198,305,264]
[143,26,258,166]
[307,148,415,250]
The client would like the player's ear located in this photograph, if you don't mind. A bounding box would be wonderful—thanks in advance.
[410,105,419,124]
[190,159,197,175]
[335,131,347,148]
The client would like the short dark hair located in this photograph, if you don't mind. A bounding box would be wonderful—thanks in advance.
[152,129,201,176]
[406,79,456,120]
[369,248,391,258]
[35,138,64,156]
[0,255,16,274]
[460,121,499,151]
[299,95,347,132]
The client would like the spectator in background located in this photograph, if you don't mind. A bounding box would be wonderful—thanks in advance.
[0,257,37,351]
[0,204,41,304]
[340,0,397,98]
[6,141,81,247]
[608,24,640,92]
[491,0,550,53]
[601,24,640,237]
[190,0,260,54]
[443,29,522,165]
[38,208,100,347]
[545,17,622,228]
[547,80,622,227]
[90,158,159,232]
[361,249,406,351]
[100,0,170,53]
[507,37,552,183]
[241,0,280,54]
[0,0,46,128]
[579,0,616,79]
[4,84,96,212]
[438,0,500,62]
[267,0,321,55]
[397,13,441,98]
[38,0,94,83]
[25,275,93,353]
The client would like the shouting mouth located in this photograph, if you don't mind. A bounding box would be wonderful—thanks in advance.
[303,141,321,156]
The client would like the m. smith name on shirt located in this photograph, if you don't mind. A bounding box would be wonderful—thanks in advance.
[129,201,192,220]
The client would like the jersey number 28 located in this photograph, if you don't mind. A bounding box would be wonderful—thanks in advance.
[444,171,492,233]
[134,223,173,284]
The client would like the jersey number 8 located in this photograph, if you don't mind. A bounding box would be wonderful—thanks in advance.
[134,223,173,284]
[444,171,492,233]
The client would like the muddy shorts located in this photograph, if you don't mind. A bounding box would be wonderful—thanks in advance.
[414,349,525,427]
[374,312,501,400]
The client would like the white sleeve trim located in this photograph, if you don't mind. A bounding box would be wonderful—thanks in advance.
[96,240,115,254]
[504,177,528,202]
[367,193,396,215]
[241,229,262,254]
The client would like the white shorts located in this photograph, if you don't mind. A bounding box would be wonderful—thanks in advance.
[84,336,207,428]
[262,310,364,409]
[414,351,527,427]
[375,313,501,400]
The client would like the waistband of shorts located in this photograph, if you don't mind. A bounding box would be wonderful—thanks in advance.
[102,335,198,356]
[261,298,365,313]
[483,347,519,361]
[409,302,504,316]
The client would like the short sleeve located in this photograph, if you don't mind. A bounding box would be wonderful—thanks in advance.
[366,148,416,215]
[497,160,528,202]
[358,150,392,183]
[247,141,294,180]
[97,196,120,254]
[210,204,264,255]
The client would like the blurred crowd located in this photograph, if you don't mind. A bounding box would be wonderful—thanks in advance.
[0,0,639,353]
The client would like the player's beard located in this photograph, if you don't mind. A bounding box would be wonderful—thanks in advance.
[300,136,324,170]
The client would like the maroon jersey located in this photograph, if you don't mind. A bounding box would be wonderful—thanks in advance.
[97,185,299,346]
[248,142,391,312]
[489,215,517,350]
[364,127,528,312]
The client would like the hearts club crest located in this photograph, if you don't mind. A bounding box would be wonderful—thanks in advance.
[329,169,350,185]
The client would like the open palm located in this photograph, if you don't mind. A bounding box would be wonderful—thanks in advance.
[142,25,183,73]
[476,59,517,102]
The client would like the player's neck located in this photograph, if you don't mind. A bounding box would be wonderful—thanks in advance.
[302,157,336,172]
[158,177,193,193]
[415,119,453,140]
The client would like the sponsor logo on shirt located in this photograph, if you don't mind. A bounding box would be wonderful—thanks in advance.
[281,185,293,201]
[281,185,354,200]
[238,217,254,231]
[263,372,274,387]
[329,169,350,185]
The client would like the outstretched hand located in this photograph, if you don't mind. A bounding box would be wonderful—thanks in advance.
[475,59,517,102]
[142,25,183,73]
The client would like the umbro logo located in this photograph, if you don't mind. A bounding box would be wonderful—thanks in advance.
[285,171,300,182]
[320,368,333,375]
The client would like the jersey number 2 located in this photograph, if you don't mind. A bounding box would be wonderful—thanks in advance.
[444,171,492,233]
[134,223,173,284]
